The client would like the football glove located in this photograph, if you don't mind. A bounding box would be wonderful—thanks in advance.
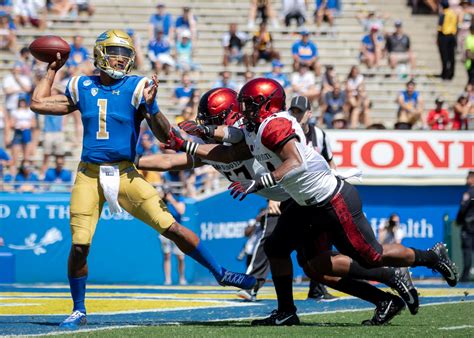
[228,173,277,201]
[164,128,199,155]
[178,120,216,140]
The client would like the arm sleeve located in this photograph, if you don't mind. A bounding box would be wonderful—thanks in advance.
[261,118,298,151]
[65,76,81,105]
[132,77,160,115]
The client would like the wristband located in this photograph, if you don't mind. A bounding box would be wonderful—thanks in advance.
[259,173,277,189]
[183,141,199,156]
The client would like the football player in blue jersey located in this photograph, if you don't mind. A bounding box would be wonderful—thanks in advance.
[30,29,256,329]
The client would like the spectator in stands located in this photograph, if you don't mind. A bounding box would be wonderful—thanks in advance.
[346,65,364,96]
[40,113,65,174]
[360,24,384,69]
[175,30,197,72]
[14,159,39,192]
[173,72,194,110]
[409,0,438,14]
[292,30,321,76]
[386,21,416,72]
[331,112,348,129]
[10,96,35,170]
[222,23,249,67]
[314,0,340,29]
[49,0,75,17]
[66,35,93,75]
[149,3,173,41]
[213,71,238,91]
[159,186,187,285]
[73,0,95,17]
[427,97,450,130]
[0,146,10,183]
[175,105,196,125]
[148,29,174,75]
[438,1,458,80]
[320,82,348,128]
[282,0,307,27]
[13,0,46,29]
[464,23,474,84]
[238,70,255,90]
[252,22,279,66]
[379,213,404,245]
[127,29,144,70]
[320,64,337,98]
[16,47,33,77]
[396,79,424,129]
[248,0,278,29]
[264,59,290,89]
[0,12,16,52]
[43,155,72,184]
[347,83,371,128]
[457,0,473,53]
[137,131,159,157]
[291,64,319,103]
[356,10,387,32]
[175,7,197,42]
[453,93,471,130]
[2,63,32,114]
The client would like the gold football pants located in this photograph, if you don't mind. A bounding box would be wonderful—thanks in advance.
[69,161,175,245]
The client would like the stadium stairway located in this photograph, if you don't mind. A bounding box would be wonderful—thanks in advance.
[0,0,466,168]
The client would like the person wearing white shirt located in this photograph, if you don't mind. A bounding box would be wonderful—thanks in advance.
[2,64,32,114]
[291,64,319,102]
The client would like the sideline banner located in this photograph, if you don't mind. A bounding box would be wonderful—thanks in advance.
[0,185,465,283]
[326,130,473,178]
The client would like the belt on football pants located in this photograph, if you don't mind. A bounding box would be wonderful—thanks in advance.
[78,161,136,175]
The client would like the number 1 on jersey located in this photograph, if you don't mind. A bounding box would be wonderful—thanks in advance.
[96,99,109,140]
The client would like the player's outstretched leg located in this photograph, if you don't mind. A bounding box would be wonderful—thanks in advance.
[381,242,458,287]
[60,244,89,329]
[163,222,256,289]
[310,253,419,315]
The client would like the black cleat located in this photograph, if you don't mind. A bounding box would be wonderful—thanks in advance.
[251,309,300,326]
[362,294,405,325]
[387,268,419,315]
[429,242,458,287]
[307,282,338,302]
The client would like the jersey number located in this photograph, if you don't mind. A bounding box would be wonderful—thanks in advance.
[223,165,252,182]
[96,99,109,140]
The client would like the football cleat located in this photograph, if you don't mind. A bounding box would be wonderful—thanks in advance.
[218,268,257,290]
[236,289,257,302]
[251,309,300,326]
[307,283,338,302]
[362,294,405,326]
[59,310,87,329]
[387,267,419,315]
[429,242,458,287]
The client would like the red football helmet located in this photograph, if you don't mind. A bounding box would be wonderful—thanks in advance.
[197,88,239,126]
[238,78,286,131]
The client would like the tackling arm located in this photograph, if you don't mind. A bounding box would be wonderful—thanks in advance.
[137,152,203,171]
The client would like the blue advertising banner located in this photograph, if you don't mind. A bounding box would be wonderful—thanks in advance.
[0,184,465,284]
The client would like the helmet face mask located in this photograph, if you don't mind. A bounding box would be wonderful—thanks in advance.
[94,30,136,79]
[197,88,239,127]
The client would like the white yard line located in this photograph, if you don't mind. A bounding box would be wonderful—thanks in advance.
[438,325,474,330]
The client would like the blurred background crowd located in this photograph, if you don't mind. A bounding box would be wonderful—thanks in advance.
[0,0,473,196]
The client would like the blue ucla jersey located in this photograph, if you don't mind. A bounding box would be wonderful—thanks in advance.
[65,75,159,163]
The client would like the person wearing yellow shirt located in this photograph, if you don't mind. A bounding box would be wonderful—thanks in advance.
[437,1,458,80]
[465,24,474,84]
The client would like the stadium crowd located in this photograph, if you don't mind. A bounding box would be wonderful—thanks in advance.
[0,0,473,193]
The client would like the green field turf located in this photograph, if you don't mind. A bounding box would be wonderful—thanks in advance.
[62,301,474,337]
